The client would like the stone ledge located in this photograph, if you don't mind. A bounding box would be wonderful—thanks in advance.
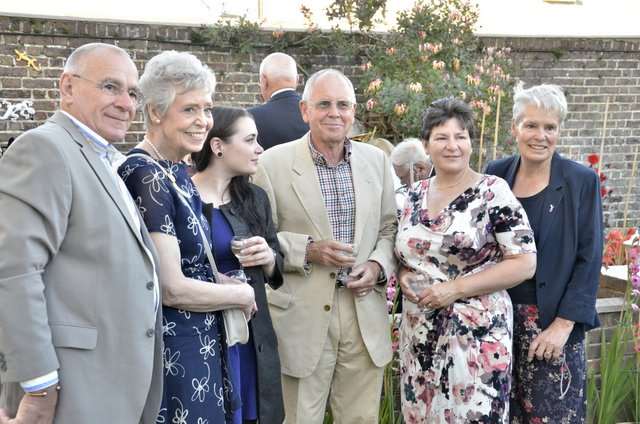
[596,297,625,314]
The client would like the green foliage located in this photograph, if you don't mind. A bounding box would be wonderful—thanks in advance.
[588,322,634,424]
[378,289,403,424]
[190,17,266,53]
[326,0,387,31]
[587,238,640,423]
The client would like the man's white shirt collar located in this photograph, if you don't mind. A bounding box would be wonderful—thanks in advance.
[61,110,111,148]
[60,110,125,166]
[270,88,296,99]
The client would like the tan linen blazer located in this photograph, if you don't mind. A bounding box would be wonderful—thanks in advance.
[253,134,397,378]
[0,112,163,423]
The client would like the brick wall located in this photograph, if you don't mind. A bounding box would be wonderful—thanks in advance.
[0,15,638,229]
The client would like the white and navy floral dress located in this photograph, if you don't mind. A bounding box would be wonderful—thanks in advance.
[395,175,536,423]
[119,149,239,424]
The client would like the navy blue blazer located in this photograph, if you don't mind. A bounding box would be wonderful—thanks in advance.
[485,152,603,342]
[249,90,309,150]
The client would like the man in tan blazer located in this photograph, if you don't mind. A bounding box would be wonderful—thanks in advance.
[0,43,162,423]
[254,69,397,423]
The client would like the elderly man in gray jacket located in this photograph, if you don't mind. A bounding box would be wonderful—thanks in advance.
[0,43,163,424]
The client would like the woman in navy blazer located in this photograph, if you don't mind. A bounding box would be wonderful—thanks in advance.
[485,84,603,423]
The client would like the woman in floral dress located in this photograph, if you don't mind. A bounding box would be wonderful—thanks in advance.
[395,98,537,423]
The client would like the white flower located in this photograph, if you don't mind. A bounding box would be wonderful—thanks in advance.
[191,362,211,403]
[170,397,188,424]
[163,347,185,377]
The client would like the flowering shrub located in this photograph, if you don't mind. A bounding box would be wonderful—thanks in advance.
[359,0,515,144]
[603,227,636,266]
[588,230,640,423]
[380,273,401,423]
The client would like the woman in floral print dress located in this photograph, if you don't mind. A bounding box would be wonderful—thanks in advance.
[395,98,537,423]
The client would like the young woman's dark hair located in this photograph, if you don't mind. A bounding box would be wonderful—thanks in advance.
[192,106,265,235]
[421,97,476,141]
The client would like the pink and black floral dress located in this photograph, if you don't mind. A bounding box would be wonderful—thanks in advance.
[395,175,536,423]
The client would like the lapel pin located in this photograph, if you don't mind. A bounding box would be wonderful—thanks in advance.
[549,204,554,213]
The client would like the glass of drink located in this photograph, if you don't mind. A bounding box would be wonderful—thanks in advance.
[231,235,250,268]
[224,269,249,284]
[405,272,433,315]
[336,243,357,284]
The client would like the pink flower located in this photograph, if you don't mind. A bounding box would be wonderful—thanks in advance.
[632,303,640,312]
[408,82,423,93]
[366,78,382,93]
[386,283,396,301]
[466,74,481,86]
[365,98,377,111]
[432,60,445,71]
[630,246,639,261]
[394,103,408,116]
[632,274,640,289]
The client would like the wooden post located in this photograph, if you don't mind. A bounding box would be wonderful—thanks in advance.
[622,144,639,229]
[597,97,610,177]
[492,92,502,161]
[477,110,487,172]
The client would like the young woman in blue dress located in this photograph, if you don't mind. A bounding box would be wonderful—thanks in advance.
[191,106,285,424]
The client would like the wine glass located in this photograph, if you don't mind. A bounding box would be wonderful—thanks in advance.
[231,235,250,269]
[224,269,249,284]
[336,243,357,284]
[405,272,433,315]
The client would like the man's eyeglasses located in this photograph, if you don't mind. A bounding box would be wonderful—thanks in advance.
[71,74,142,106]
[310,100,355,111]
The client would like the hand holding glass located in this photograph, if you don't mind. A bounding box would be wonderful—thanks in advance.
[231,235,250,268]
[337,243,357,282]
[224,269,256,318]
[405,273,433,315]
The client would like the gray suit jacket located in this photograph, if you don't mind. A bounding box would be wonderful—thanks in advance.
[0,112,163,423]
